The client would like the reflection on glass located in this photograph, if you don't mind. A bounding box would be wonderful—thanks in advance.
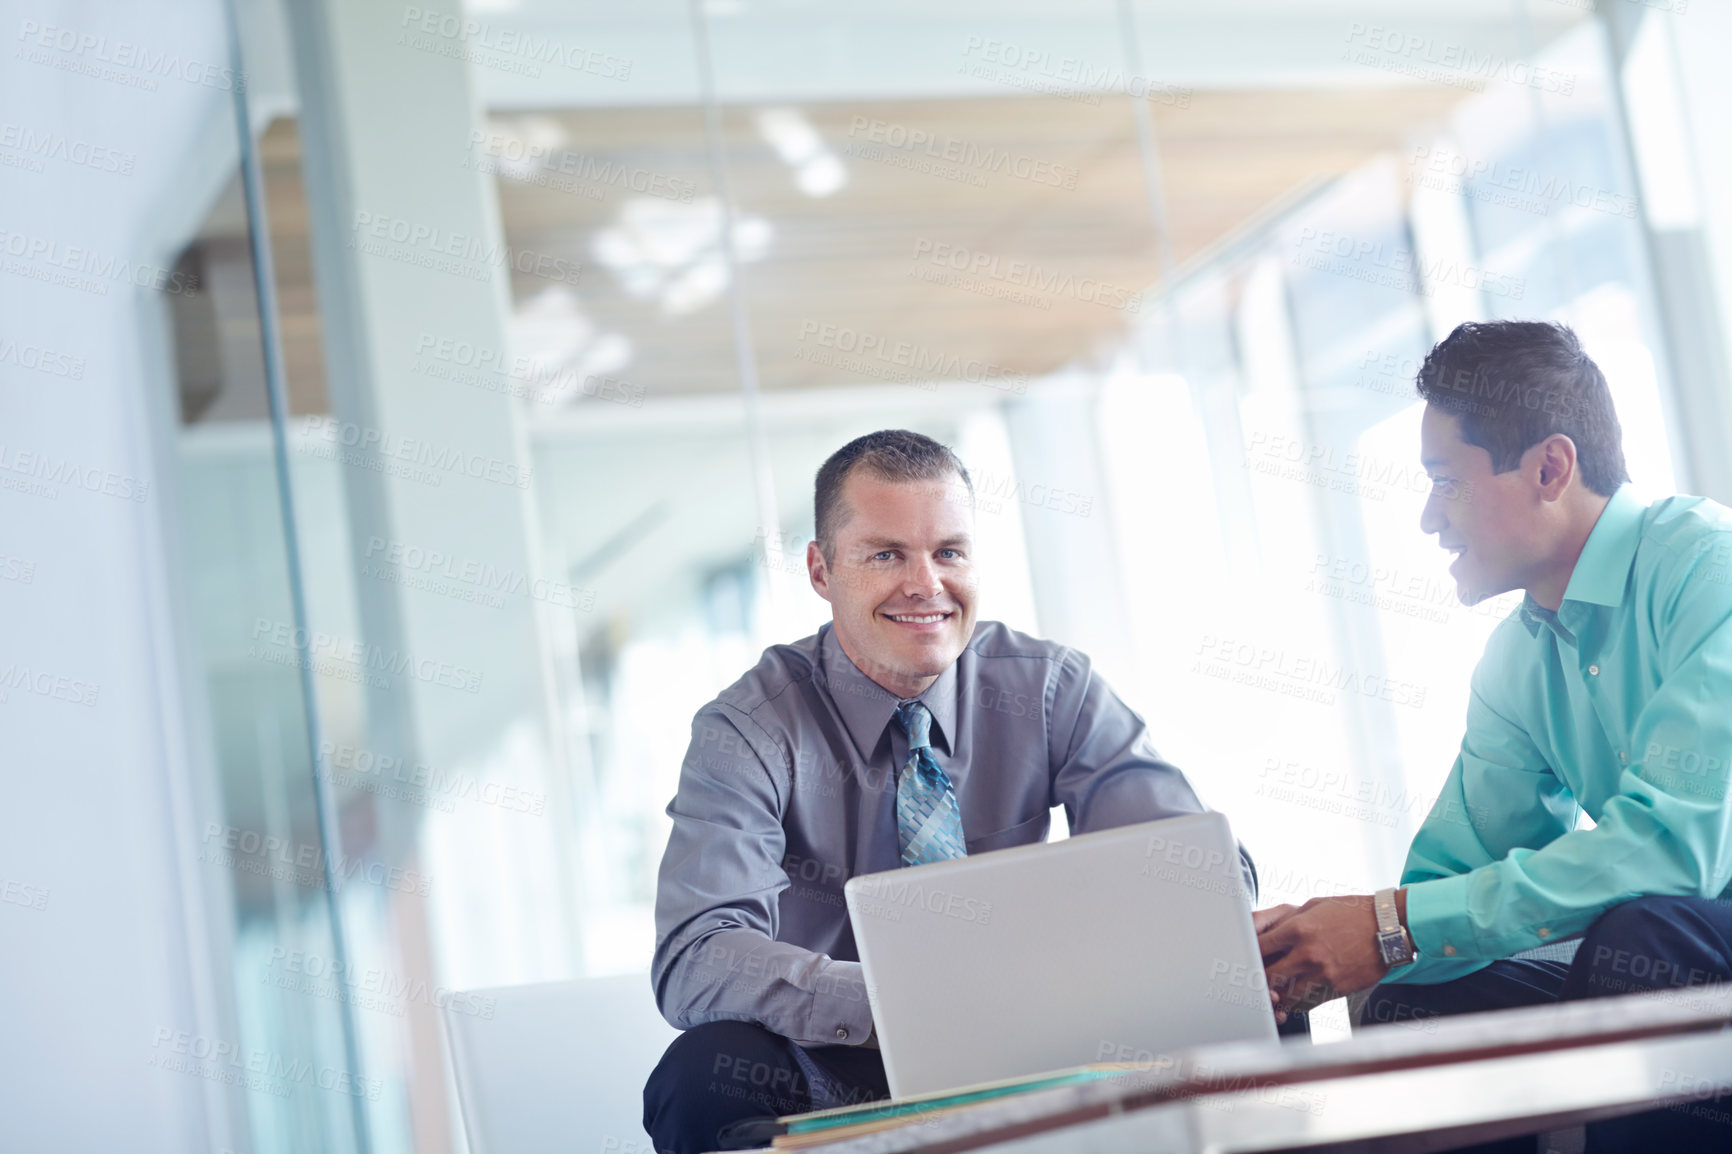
[167,132,366,1154]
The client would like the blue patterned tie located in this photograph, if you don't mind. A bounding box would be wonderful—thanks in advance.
[892,701,968,866]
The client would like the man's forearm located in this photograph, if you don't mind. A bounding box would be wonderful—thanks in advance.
[655,926,876,1046]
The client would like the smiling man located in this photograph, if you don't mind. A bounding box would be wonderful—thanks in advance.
[644,429,1248,1154]
[1255,321,1732,1153]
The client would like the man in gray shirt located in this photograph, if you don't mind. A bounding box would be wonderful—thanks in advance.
[643,429,1252,1153]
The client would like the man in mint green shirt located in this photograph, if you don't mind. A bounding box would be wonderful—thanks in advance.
[1256,320,1732,1153]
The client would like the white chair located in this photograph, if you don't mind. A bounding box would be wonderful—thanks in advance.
[444,974,679,1154]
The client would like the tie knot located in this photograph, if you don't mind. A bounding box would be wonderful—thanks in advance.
[893,701,933,751]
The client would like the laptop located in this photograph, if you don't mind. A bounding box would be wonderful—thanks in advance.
[844,811,1278,1098]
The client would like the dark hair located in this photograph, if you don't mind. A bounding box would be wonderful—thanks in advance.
[1415,320,1629,497]
[814,430,973,563]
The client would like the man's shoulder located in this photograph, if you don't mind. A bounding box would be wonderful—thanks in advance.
[965,619,1073,664]
[1479,607,1537,664]
[1639,493,1732,571]
[1459,595,1548,697]
[704,630,823,729]
[963,621,1079,687]
[1622,495,1732,619]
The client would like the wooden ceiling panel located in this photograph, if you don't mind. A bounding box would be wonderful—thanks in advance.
[204,86,1468,420]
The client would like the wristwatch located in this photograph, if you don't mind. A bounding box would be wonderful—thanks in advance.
[1374,887,1416,968]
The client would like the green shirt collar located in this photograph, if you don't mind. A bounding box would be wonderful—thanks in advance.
[1560,484,1646,608]
[1515,484,1644,636]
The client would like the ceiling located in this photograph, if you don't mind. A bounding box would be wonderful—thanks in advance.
[184,82,1476,422]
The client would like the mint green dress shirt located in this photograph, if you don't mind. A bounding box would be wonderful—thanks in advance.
[1391,485,1732,985]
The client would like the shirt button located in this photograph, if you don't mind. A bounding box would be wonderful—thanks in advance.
[1620,751,1628,763]
[1538,928,1551,939]
[1443,945,1457,957]
[836,1028,848,1039]
[1588,665,1600,676]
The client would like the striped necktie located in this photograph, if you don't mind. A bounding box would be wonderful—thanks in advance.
[892,701,968,867]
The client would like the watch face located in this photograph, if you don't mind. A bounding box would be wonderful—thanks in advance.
[1377,933,1409,966]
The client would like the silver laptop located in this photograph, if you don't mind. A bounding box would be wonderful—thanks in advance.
[844,812,1278,1098]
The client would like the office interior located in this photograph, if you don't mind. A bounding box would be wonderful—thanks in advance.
[6,0,1732,1150]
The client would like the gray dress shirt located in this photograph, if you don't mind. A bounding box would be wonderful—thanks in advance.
[651,620,1254,1047]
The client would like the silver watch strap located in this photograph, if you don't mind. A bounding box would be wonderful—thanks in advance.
[1374,887,1402,935]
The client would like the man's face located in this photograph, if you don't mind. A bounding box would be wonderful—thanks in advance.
[1419,404,1546,604]
[807,470,978,699]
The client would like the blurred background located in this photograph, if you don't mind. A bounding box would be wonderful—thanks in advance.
[5,0,1730,1150]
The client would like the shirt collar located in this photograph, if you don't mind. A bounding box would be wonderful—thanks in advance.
[1516,596,1545,638]
[1515,484,1644,637]
[817,624,958,757]
[1560,484,1646,609]
[1517,595,1574,645]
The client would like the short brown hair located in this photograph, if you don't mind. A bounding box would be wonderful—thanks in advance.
[814,430,973,563]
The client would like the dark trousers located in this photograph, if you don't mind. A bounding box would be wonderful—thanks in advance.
[1362,895,1732,1154]
[642,1021,890,1154]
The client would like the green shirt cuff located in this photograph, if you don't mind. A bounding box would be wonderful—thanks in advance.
[1404,873,1478,961]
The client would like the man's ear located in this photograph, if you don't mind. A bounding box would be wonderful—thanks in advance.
[806,540,833,604]
[1533,433,1578,501]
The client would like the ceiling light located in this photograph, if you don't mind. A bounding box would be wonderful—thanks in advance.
[591,196,772,314]
[756,107,847,199]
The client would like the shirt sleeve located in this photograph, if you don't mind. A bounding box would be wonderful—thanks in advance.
[650,704,875,1046]
[1048,647,1258,899]
[1385,661,1578,985]
[1394,546,1732,983]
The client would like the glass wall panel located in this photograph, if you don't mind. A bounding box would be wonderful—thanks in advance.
[170,62,376,1154]
[470,2,773,982]
[223,1,777,1148]
[706,0,1147,694]
[1111,3,1682,961]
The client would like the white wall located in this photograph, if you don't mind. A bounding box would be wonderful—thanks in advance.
[0,0,252,1149]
